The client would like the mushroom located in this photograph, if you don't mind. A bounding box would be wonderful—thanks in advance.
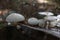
[6,13,25,29]
[56,15,60,27]
[38,12,54,29]
[6,13,25,23]
[44,16,57,28]
[38,19,46,28]
[38,12,54,16]
[28,18,39,25]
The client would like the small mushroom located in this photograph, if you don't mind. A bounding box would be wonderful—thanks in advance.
[28,18,39,25]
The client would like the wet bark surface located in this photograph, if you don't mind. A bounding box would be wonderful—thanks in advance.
[0,26,59,40]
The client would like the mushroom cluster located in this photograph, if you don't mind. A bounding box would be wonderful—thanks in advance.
[5,12,60,28]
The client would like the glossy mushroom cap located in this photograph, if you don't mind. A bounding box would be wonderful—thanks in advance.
[28,18,39,25]
[6,13,25,23]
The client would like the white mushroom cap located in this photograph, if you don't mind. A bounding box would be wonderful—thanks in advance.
[28,18,39,25]
[8,23,11,25]
[44,16,57,21]
[57,23,60,27]
[6,13,25,23]
[38,19,45,27]
[57,15,60,19]
[38,12,54,16]
[50,20,58,27]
